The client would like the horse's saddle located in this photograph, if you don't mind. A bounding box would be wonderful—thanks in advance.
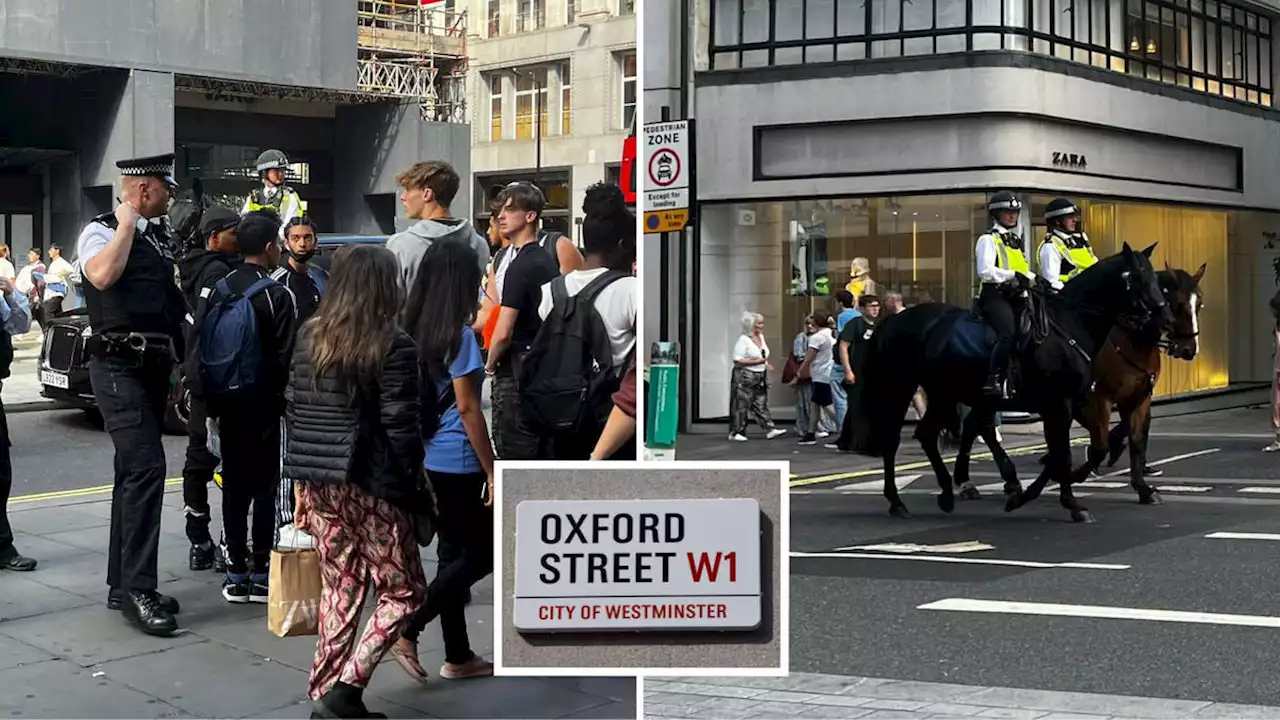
[927,291,1048,365]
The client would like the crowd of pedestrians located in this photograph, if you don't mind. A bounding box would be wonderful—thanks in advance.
[0,150,639,719]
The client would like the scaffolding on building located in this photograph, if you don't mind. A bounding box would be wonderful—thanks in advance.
[357,0,468,124]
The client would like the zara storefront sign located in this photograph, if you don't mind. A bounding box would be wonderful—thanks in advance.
[1052,151,1088,170]
[513,498,762,632]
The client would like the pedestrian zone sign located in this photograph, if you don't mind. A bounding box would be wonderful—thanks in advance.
[643,119,693,235]
[512,498,761,632]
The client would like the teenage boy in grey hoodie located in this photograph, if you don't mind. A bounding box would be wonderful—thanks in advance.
[387,160,490,294]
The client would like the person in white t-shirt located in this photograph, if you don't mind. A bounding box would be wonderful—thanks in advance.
[729,311,786,442]
[794,309,836,445]
[0,246,15,283]
[536,182,637,459]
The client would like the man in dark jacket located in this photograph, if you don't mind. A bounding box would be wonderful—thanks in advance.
[193,212,296,603]
[177,205,240,572]
[271,216,325,328]
[832,294,881,454]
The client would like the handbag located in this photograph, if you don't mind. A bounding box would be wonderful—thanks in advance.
[410,467,438,547]
[781,354,801,384]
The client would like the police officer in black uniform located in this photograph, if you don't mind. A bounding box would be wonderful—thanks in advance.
[76,154,187,636]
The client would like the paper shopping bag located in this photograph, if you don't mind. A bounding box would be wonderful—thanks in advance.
[267,548,321,637]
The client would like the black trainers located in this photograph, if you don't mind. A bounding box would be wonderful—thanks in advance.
[222,574,251,604]
[189,542,214,572]
[798,434,817,446]
[249,574,269,604]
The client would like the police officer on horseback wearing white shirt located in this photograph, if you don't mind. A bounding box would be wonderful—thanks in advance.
[240,149,305,237]
[1038,197,1098,291]
[975,191,1035,399]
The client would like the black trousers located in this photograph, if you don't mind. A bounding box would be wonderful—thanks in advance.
[90,355,171,592]
[491,360,547,460]
[979,284,1017,375]
[0,395,15,559]
[402,470,493,664]
[182,395,217,545]
[217,407,280,574]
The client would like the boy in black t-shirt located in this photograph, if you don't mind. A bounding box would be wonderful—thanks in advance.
[485,184,558,460]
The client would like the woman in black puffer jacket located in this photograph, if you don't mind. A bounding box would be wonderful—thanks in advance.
[283,244,429,720]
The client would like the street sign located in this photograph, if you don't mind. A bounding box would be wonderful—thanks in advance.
[642,119,694,235]
[644,209,689,234]
[513,498,761,632]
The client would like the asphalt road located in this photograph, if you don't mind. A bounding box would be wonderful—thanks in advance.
[7,407,188,500]
[790,406,1280,706]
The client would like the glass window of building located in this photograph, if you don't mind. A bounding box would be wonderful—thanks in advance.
[709,0,1272,105]
[487,0,501,37]
[518,0,546,32]
[514,68,549,140]
[694,193,1268,421]
[561,62,572,135]
[489,74,503,142]
[620,52,637,129]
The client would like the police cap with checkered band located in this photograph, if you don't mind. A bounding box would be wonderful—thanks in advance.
[116,153,177,188]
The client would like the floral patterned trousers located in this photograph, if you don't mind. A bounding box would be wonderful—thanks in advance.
[299,481,427,700]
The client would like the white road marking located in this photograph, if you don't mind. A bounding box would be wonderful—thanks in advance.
[1239,487,1280,495]
[789,552,1129,570]
[919,597,1280,629]
[1103,448,1219,477]
[1154,485,1213,492]
[835,474,921,492]
[1077,481,1130,489]
[1205,532,1280,541]
[835,541,995,554]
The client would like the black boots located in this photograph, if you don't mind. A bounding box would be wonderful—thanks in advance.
[120,590,179,637]
[311,682,386,719]
[107,587,180,614]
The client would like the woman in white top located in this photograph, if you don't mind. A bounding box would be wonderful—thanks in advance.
[794,309,836,445]
[729,311,786,442]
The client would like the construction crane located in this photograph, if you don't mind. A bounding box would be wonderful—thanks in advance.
[357,0,469,123]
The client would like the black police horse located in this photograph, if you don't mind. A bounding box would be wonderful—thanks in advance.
[858,242,1169,523]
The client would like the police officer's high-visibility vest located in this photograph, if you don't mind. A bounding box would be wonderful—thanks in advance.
[1044,231,1098,284]
[244,186,306,217]
[977,230,1030,292]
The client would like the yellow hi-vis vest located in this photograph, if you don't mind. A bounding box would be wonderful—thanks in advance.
[1045,231,1098,283]
[245,186,307,217]
[977,231,1030,292]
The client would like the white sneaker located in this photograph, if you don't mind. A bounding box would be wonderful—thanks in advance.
[994,429,1004,443]
[824,442,841,450]
[1264,440,1280,452]
[816,431,830,439]
[766,428,787,440]
[729,433,749,442]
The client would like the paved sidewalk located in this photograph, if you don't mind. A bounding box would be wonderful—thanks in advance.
[644,674,1280,719]
[0,487,634,719]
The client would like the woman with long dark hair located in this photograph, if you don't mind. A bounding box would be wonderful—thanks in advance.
[284,244,429,718]
[390,239,496,682]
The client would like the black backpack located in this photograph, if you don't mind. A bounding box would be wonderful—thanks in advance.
[537,230,564,264]
[519,271,628,435]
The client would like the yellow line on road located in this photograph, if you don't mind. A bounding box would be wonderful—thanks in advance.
[789,437,1090,487]
[10,477,184,505]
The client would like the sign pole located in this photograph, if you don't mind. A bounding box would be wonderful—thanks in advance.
[644,341,680,461]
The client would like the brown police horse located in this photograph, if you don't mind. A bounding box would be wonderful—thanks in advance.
[959,264,1205,507]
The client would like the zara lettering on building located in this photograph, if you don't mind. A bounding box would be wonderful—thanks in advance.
[1052,152,1088,170]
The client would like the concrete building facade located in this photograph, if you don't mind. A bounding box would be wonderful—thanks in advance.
[648,0,1280,425]
[0,0,470,261]
[460,0,636,238]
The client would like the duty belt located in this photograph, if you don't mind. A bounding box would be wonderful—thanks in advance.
[86,332,174,363]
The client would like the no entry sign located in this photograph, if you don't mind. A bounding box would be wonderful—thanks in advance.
[512,498,762,632]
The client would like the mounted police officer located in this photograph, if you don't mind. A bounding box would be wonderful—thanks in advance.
[241,149,305,237]
[975,191,1035,399]
[76,153,187,636]
[1038,197,1098,291]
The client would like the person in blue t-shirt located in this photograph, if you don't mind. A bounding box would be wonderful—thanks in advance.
[391,239,496,683]
[831,290,861,429]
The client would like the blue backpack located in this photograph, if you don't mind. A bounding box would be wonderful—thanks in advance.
[197,276,276,398]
